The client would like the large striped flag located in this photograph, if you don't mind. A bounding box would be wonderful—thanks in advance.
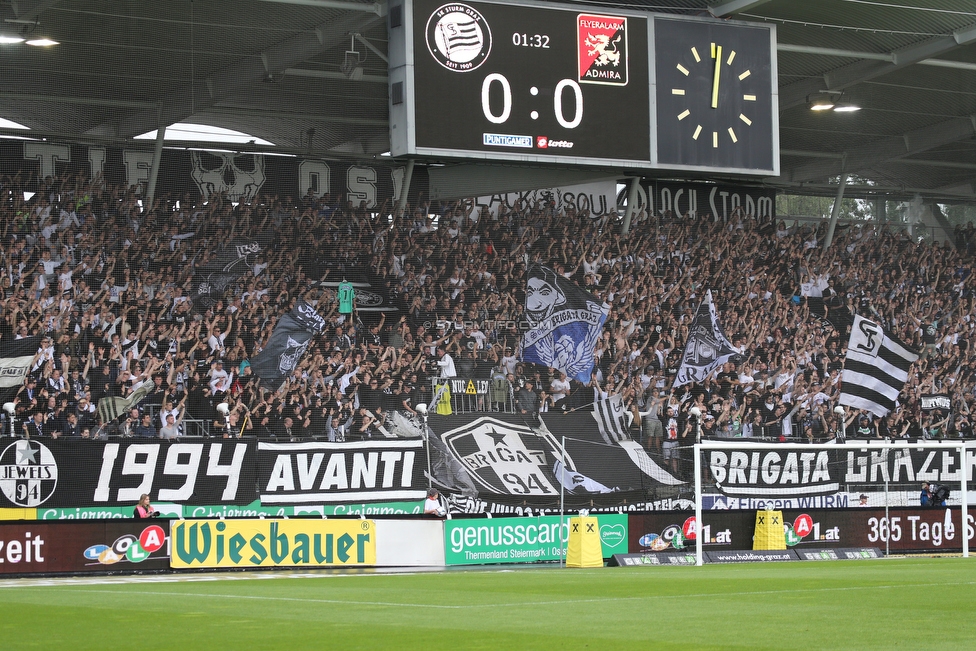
[97,382,154,424]
[839,314,919,417]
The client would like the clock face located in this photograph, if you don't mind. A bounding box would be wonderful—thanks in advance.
[654,17,776,173]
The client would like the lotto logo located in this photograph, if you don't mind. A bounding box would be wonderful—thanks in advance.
[537,136,548,148]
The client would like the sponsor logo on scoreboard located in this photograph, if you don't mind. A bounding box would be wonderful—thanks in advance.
[536,136,574,149]
[577,13,628,86]
[426,3,492,72]
[483,133,533,148]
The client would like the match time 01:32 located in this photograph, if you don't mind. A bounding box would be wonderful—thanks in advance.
[512,32,550,48]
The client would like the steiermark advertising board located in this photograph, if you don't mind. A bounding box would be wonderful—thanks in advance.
[444,514,628,565]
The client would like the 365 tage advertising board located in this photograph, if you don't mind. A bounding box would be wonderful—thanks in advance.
[170,519,376,569]
[0,521,170,574]
[628,507,976,554]
[444,514,627,565]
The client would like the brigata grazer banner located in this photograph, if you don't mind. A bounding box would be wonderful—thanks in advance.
[170,519,376,568]
[706,446,975,499]
[0,439,257,509]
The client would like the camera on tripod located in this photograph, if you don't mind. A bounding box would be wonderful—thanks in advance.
[928,482,950,505]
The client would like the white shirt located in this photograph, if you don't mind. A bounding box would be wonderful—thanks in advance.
[437,353,457,378]
[550,377,571,402]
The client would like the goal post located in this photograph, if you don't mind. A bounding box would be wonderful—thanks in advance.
[692,440,971,566]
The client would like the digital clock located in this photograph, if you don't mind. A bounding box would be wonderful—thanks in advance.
[512,33,550,48]
[402,0,651,166]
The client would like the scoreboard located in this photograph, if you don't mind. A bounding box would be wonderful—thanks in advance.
[388,0,779,176]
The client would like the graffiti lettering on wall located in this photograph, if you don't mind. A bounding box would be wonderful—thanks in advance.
[4,143,425,208]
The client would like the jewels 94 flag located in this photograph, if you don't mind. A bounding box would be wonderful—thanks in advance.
[519,265,609,383]
[674,290,740,387]
[839,314,919,417]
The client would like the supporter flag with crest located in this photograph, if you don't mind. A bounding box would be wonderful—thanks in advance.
[839,314,919,417]
[674,290,740,387]
[251,301,327,389]
[519,265,609,383]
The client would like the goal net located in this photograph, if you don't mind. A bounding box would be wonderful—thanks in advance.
[690,440,972,564]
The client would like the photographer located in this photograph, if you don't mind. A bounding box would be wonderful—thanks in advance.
[921,481,949,507]
[133,494,159,519]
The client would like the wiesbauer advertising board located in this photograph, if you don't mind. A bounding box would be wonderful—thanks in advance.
[170,519,376,569]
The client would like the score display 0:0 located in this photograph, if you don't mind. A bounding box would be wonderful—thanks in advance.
[512,33,550,48]
[481,73,583,128]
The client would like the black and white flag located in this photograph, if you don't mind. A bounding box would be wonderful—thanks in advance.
[674,290,740,387]
[839,314,919,417]
[0,335,43,403]
[591,395,631,444]
[251,301,326,389]
[97,381,154,424]
[191,237,263,312]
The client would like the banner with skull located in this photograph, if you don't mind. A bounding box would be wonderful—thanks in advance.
[250,301,327,390]
[190,238,264,312]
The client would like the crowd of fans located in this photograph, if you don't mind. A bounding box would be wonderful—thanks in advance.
[1,168,974,453]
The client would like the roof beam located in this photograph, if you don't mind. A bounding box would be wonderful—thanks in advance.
[284,67,388,83]
[707,0,772,18]
[252,0,385,14]
[87,12,382,138]
[779,22,976,110]
[9,0,60,21]
[778,43,976,72]
[787,115,976,183]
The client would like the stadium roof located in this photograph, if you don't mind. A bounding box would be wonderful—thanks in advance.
[0,0,975,202]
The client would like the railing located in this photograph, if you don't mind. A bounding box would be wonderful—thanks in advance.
[429,376,515,414]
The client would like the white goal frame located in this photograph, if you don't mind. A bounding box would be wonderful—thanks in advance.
[693,440,971,566]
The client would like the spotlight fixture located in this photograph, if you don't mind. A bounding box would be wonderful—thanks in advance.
[808,91,861,113]
[833,99,862,112]
[0,34,25,44]
[808,92,835,111]
[26,37,58,46]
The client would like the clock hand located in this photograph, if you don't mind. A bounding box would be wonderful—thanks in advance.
[711,44,722,109]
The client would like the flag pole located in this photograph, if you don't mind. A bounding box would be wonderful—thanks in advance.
[560,435,566,568]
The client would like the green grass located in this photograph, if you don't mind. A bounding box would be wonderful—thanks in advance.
[1,558,974,650]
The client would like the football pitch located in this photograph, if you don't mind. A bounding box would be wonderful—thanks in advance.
[1,558,973,650]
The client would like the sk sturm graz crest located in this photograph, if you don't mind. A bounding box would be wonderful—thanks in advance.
[440,417,559,496]
[0,440,58,507]
[426,3,492,72]
[577,14,628,86]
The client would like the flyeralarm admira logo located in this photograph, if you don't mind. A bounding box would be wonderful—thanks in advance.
[577,13,628,86]
[426,3,492,72]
